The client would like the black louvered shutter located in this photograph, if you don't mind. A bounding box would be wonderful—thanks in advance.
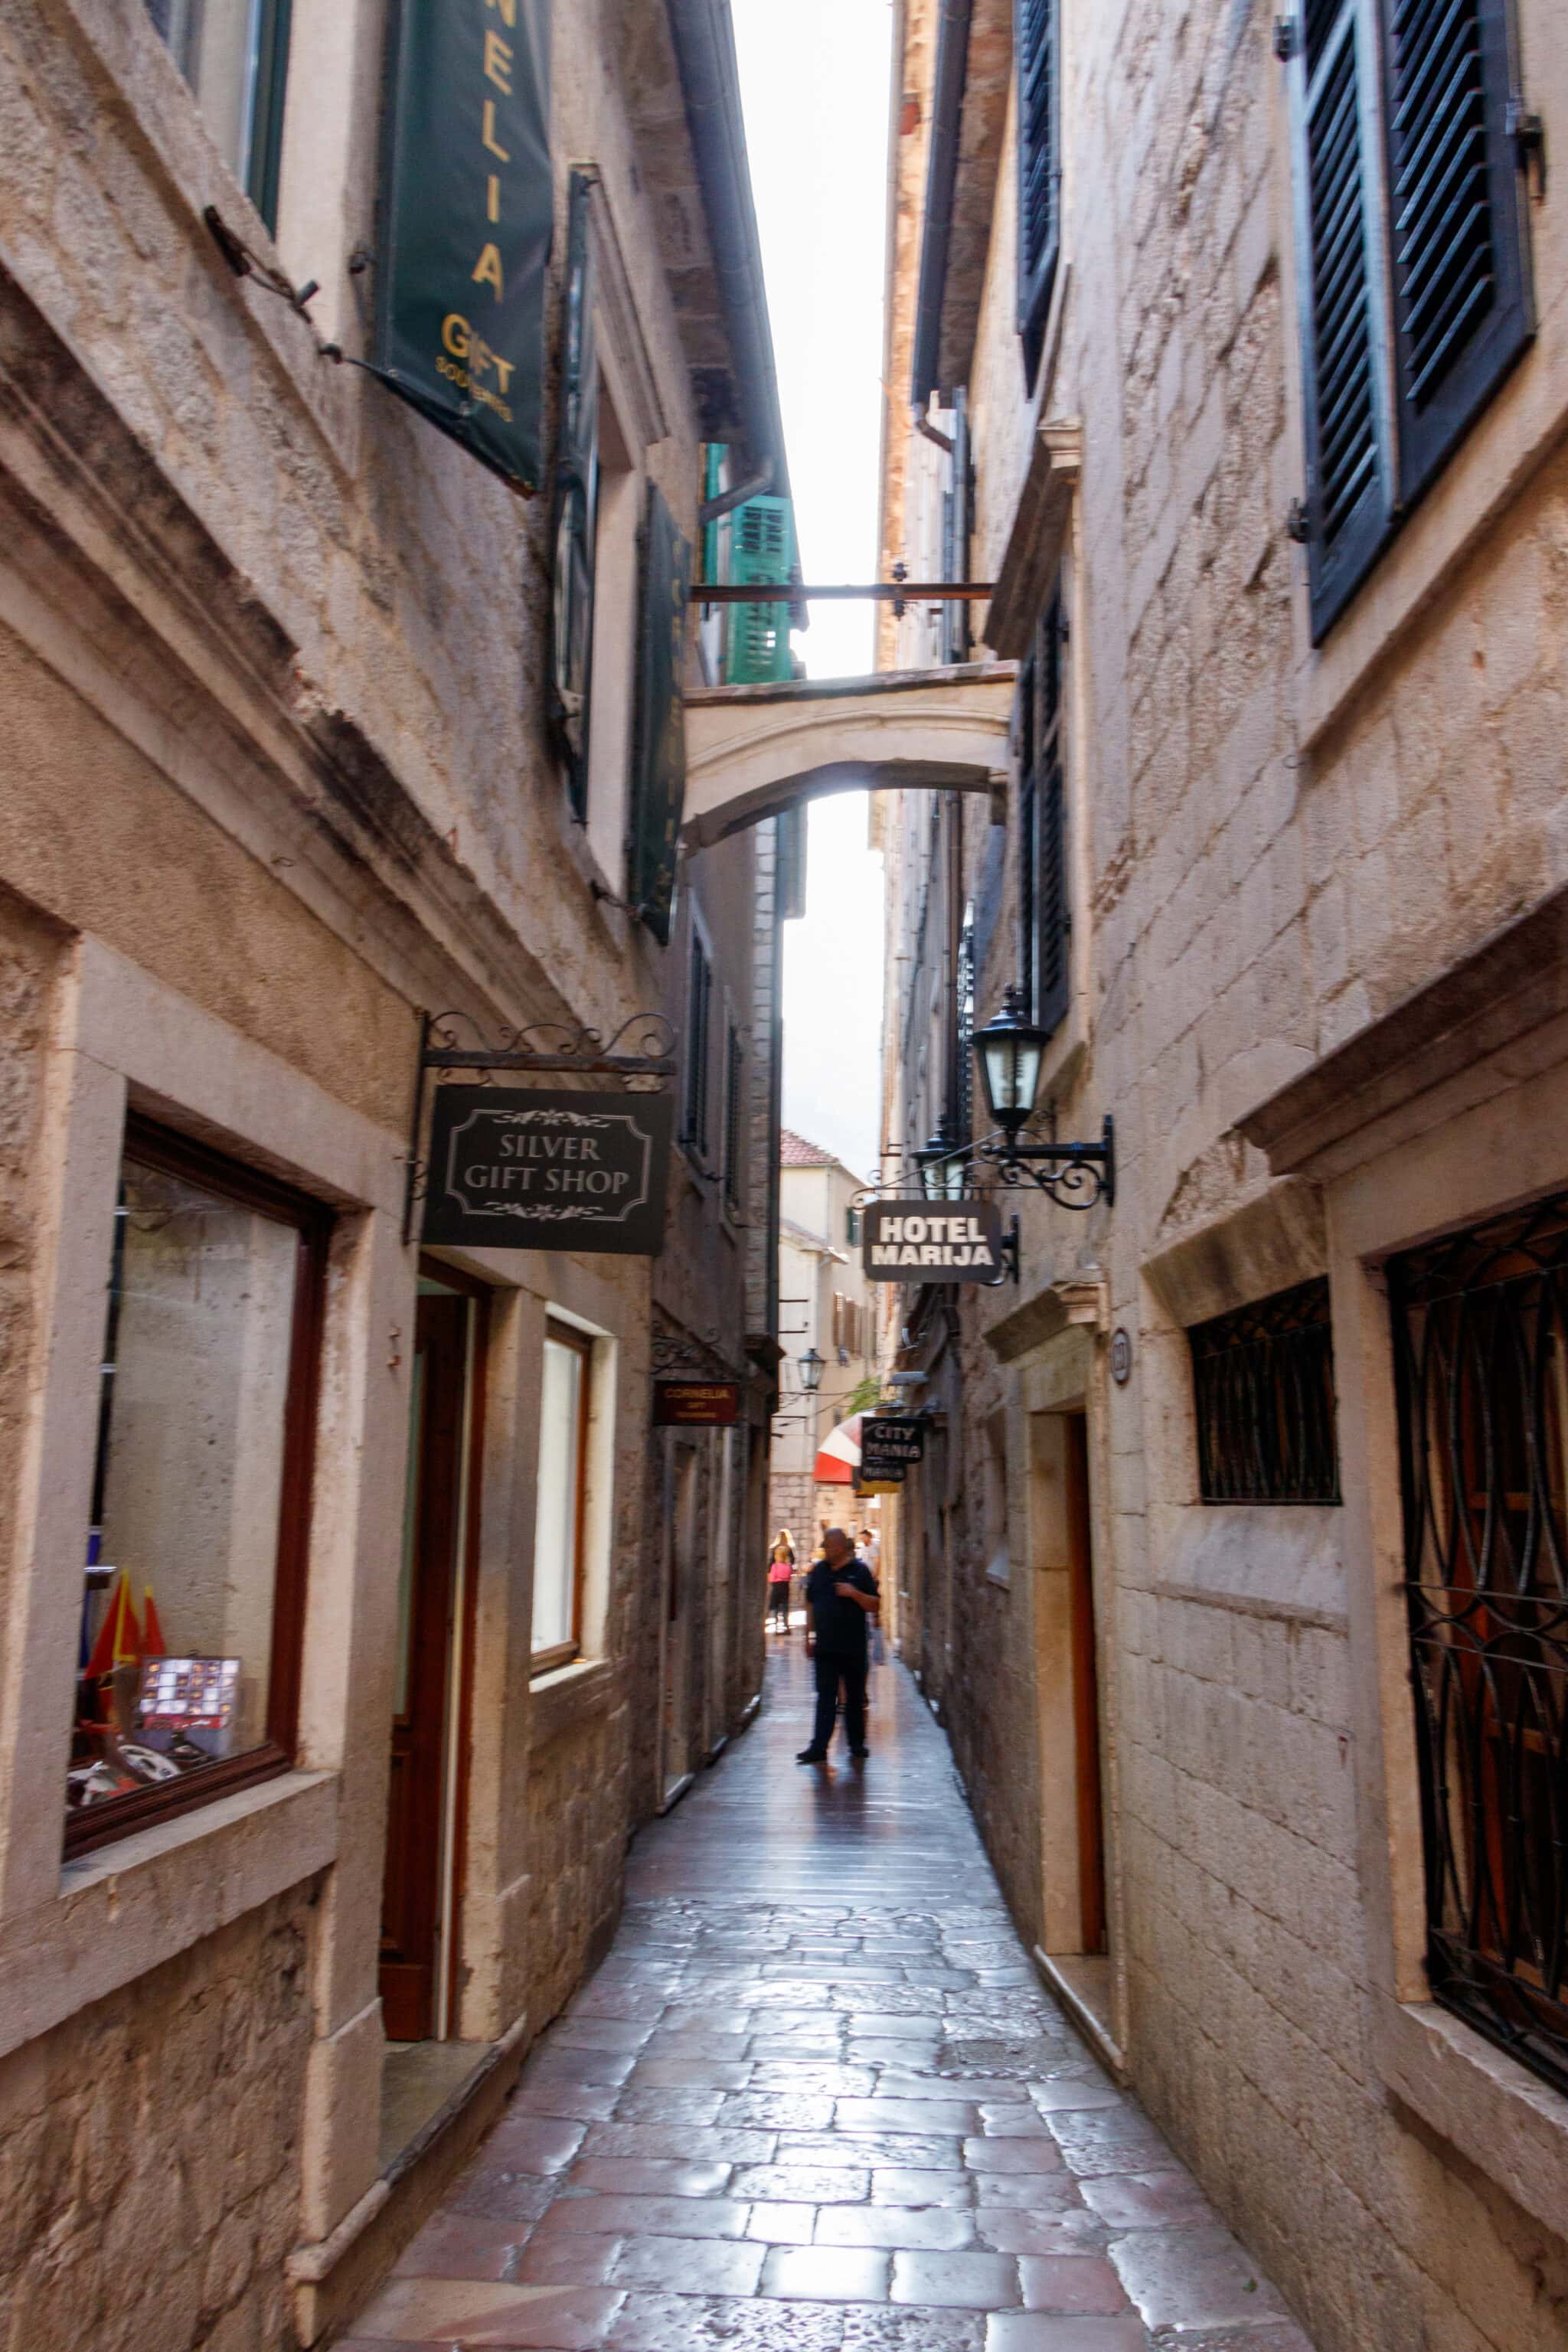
[1014,0,1060,373]
[1289,0,1395,642]
[1031,601,1069,1037]
[1014,649,1037,1014]
[1382,0,1533,506]
[550,171,599,818]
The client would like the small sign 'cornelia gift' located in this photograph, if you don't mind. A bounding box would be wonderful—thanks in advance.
[423,1087,672,1253]
[861,1198,1004,1282]
[654,1381,741,1427]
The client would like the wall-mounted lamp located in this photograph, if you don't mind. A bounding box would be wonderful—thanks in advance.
[971,985,1114,1211]
[798,1347,825,1394]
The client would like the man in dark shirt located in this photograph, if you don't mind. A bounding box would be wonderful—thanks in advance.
[799,1526,880,1763]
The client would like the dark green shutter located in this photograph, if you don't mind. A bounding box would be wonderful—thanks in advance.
[683,933,713,1158]
[724,498,795,684]
[1014,0,1060,371]
[942,389,971,665]
[1030,601,1069,1038]
[627,485,691,946]
[1288,0,1395,640]
[1382,0,1533,506]
[550,170,599,819]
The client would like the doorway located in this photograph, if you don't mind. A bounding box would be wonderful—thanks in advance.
[380,1269,487,2044]
[1028,1405,1109,1998]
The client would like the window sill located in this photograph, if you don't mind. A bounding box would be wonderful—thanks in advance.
[0,1768,337,2063]
[1374,1994,1568,2245]
[529,1657,618,1751]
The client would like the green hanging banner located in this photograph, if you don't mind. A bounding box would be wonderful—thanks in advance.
[627,485,691,946]
[375,0,552,493]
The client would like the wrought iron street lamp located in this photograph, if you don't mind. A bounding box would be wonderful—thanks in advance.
[971,985,1115,1211]
[798,1346,825,1393]
[914,1125,969,1201]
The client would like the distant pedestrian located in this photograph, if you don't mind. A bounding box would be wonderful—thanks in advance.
[860,1524,881,1576]
[766,1529,795,1631]
[798,1527,880,1764]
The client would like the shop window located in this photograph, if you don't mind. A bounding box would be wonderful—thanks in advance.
[531,1320,593,1671]
[143,0,293,234]
[1189,1276,1341,1504]
[66,1118,328,1857]
[1390,1192,1568,2098]
[1284,0,1534,640]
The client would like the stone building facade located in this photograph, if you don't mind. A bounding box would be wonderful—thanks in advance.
[769,1128,877,1553]
[877,2,1568,2348]
[0,2,785,2346]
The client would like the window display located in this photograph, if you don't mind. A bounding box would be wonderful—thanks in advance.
[66,1119,328,1854]
[531,1321,592,1667]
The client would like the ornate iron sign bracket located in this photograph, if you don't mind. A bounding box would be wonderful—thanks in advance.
[976,1115,1116,1213]
[403,1008,677,1243]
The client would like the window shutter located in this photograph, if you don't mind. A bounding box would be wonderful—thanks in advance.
[1014,650,1037,1018]
[1014,0,1060,371]
[943,390,972,665]
[627,485,691,945]
[550,171,599,818]
[1031,601,1070,1038]
[1287,0,1396,641]
[1382,0,1533,506]
[724,497,795,684]
[684,933,713,1158]
[723,1023,744,1209]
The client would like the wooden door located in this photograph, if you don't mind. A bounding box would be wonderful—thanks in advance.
[380,1291,468,2042]
[1065,1413,1107,1954]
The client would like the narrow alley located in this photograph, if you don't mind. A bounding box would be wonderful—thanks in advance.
[341,1650,1311,2351]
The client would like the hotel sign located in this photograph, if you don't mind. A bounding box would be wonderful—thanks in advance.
[423,1088,671,1253]
[376,0,552,492]
[861,1199,1004,1282]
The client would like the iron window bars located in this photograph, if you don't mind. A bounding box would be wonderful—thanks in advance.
[1390,1194,1568,2098]
[1190,1276,1341,1505]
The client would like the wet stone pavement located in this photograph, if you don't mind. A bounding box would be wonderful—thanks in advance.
[343,1637,1315,2352]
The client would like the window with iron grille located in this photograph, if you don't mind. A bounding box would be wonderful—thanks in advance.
[1014,0,1060,380]
[1017,596,1069,1039]
[1284,0,1534,641]
[721,1022,744,1212]
[1190,1278,1341,1504]
[682,931,714,1161]
[1390,1194,1568,2099]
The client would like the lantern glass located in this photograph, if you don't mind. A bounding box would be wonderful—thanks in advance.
[799,1347,825,1394]
[974,988,1048,1138]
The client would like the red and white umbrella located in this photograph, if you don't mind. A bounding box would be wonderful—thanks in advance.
[813,1412,864,1485]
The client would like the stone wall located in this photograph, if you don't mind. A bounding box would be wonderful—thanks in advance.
[880,0,1568,2344]
[0,1889,313,2352]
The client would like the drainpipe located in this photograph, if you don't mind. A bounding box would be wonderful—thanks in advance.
[909,0,973,410]
[665,0,792,511]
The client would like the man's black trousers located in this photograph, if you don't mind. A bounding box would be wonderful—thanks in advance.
[812,1646,867,1753]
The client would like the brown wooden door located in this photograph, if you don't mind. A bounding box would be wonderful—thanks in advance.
[380,1291,468,2042]
[1065,1414,1107,1954]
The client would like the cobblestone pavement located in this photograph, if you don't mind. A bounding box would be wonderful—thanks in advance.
[342,1638,1314,2351]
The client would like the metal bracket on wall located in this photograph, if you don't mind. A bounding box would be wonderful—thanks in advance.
[402,1008,677,1244]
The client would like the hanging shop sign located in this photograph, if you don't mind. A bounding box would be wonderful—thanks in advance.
[854,1480,904,1498]
[654,1380,741,1427]
[860,1416,926,1479]
[423,1087,671,1253]
[627,485,692,944]
[861,1198,1004,1282]
[375,0,552,492]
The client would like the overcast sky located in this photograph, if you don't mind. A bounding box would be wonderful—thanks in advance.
[731,0,892,1185]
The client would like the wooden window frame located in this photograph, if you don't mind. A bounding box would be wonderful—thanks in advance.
[1018,593,1070,1039]
[531,1318,594,1676]
[145,0,294,234]
[64,1113,330,1861]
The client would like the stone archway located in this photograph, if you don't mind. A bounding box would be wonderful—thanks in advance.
[681,660,1016,847]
